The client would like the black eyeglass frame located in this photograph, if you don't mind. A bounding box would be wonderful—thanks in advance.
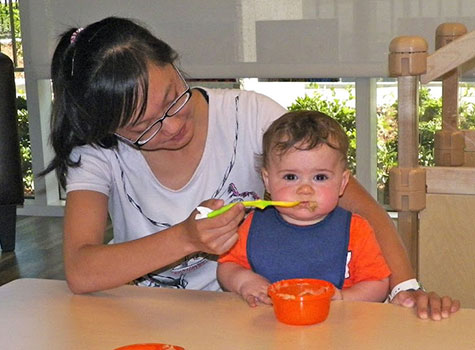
[114,64,191,148]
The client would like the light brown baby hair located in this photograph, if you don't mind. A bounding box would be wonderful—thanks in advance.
[261,110,349,169]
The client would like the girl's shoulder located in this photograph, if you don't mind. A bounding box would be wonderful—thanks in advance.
[202,87,284,108]
[69,143,143,172]
[70,143,115,162]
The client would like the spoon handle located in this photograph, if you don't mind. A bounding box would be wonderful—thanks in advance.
[206,203,237,218]
[207,200,300,218]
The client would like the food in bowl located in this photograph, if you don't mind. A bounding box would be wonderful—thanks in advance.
[268,278,335,325]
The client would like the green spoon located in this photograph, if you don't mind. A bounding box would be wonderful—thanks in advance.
[207,200,300,218]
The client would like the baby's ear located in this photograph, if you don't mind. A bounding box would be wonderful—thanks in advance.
[339,169,351,196]
[261,168,270,191]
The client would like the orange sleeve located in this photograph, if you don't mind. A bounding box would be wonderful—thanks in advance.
[217,212,254,269]
[343,214,391,288]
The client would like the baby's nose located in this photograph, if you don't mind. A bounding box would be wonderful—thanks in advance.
[297,184,315,195]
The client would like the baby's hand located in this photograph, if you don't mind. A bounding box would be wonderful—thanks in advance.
[239,275,272,307]
[332,287,343,300]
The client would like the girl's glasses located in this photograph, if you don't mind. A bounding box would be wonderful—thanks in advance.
[115,65,191,148]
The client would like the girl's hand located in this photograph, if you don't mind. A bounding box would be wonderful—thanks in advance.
[181,199,245,255]
[391,289,460,320]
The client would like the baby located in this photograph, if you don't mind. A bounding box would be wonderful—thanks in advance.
[217,110,390,306]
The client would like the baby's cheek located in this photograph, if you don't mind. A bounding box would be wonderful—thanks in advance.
[271,187,295,201]
[317,191,340,212]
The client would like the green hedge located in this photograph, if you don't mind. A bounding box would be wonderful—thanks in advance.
[0,2,21,40]
[16,95,33,196]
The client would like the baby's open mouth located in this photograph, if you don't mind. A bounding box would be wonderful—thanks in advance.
[300,201,318,211]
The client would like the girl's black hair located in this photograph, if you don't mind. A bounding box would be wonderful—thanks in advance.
[41,16,178,188]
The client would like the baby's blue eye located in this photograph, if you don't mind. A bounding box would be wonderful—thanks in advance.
[283,174,298,181]
[314,174,328,181]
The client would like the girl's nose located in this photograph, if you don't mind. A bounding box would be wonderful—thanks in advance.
[160,113,183,134]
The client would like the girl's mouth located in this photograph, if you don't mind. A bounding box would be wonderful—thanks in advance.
[170,124,187,142]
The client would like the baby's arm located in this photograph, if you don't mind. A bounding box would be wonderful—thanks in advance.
[333,278,389,302]
[337,214,391,302]
[217,262,272,307]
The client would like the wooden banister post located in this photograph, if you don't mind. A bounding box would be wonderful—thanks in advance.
[434,23,467,166]
[388,36,428,271]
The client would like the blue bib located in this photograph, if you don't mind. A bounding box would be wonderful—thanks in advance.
[247,206,351,288]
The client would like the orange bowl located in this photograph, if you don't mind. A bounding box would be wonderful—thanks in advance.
[114,344,184,350]
[268,278,335,325]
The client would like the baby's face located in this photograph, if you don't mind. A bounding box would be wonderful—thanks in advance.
[262,144,349,226]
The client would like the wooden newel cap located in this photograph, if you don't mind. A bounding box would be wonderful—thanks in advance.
[436,23,467,49]
[389,36,428,53]
[389,167,426,211]
[388,36,428,76]
[434,130,465,166]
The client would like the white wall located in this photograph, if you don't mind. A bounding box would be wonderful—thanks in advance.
[17,0,475,215]
[19,0,475,80]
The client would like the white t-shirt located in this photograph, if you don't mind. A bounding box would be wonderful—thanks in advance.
[66,88,287,290]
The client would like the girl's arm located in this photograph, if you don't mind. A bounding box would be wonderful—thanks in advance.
[63,190,244,294]
[339,175,460,319]
[340,176,414,287]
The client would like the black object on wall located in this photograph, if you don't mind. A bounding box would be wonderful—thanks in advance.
[0,52,24,252]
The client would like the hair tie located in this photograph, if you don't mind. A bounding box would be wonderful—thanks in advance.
[70,28,84,44]
[70,27,84,77]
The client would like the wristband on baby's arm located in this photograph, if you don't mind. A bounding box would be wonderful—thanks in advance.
[388,278,424,302]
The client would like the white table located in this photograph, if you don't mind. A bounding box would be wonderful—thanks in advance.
[1,278,474,349]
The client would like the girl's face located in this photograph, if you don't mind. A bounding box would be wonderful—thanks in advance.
[116,63,196,151]
[261,143,350,226]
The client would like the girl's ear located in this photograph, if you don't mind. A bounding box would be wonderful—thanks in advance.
[339,169,351,197]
